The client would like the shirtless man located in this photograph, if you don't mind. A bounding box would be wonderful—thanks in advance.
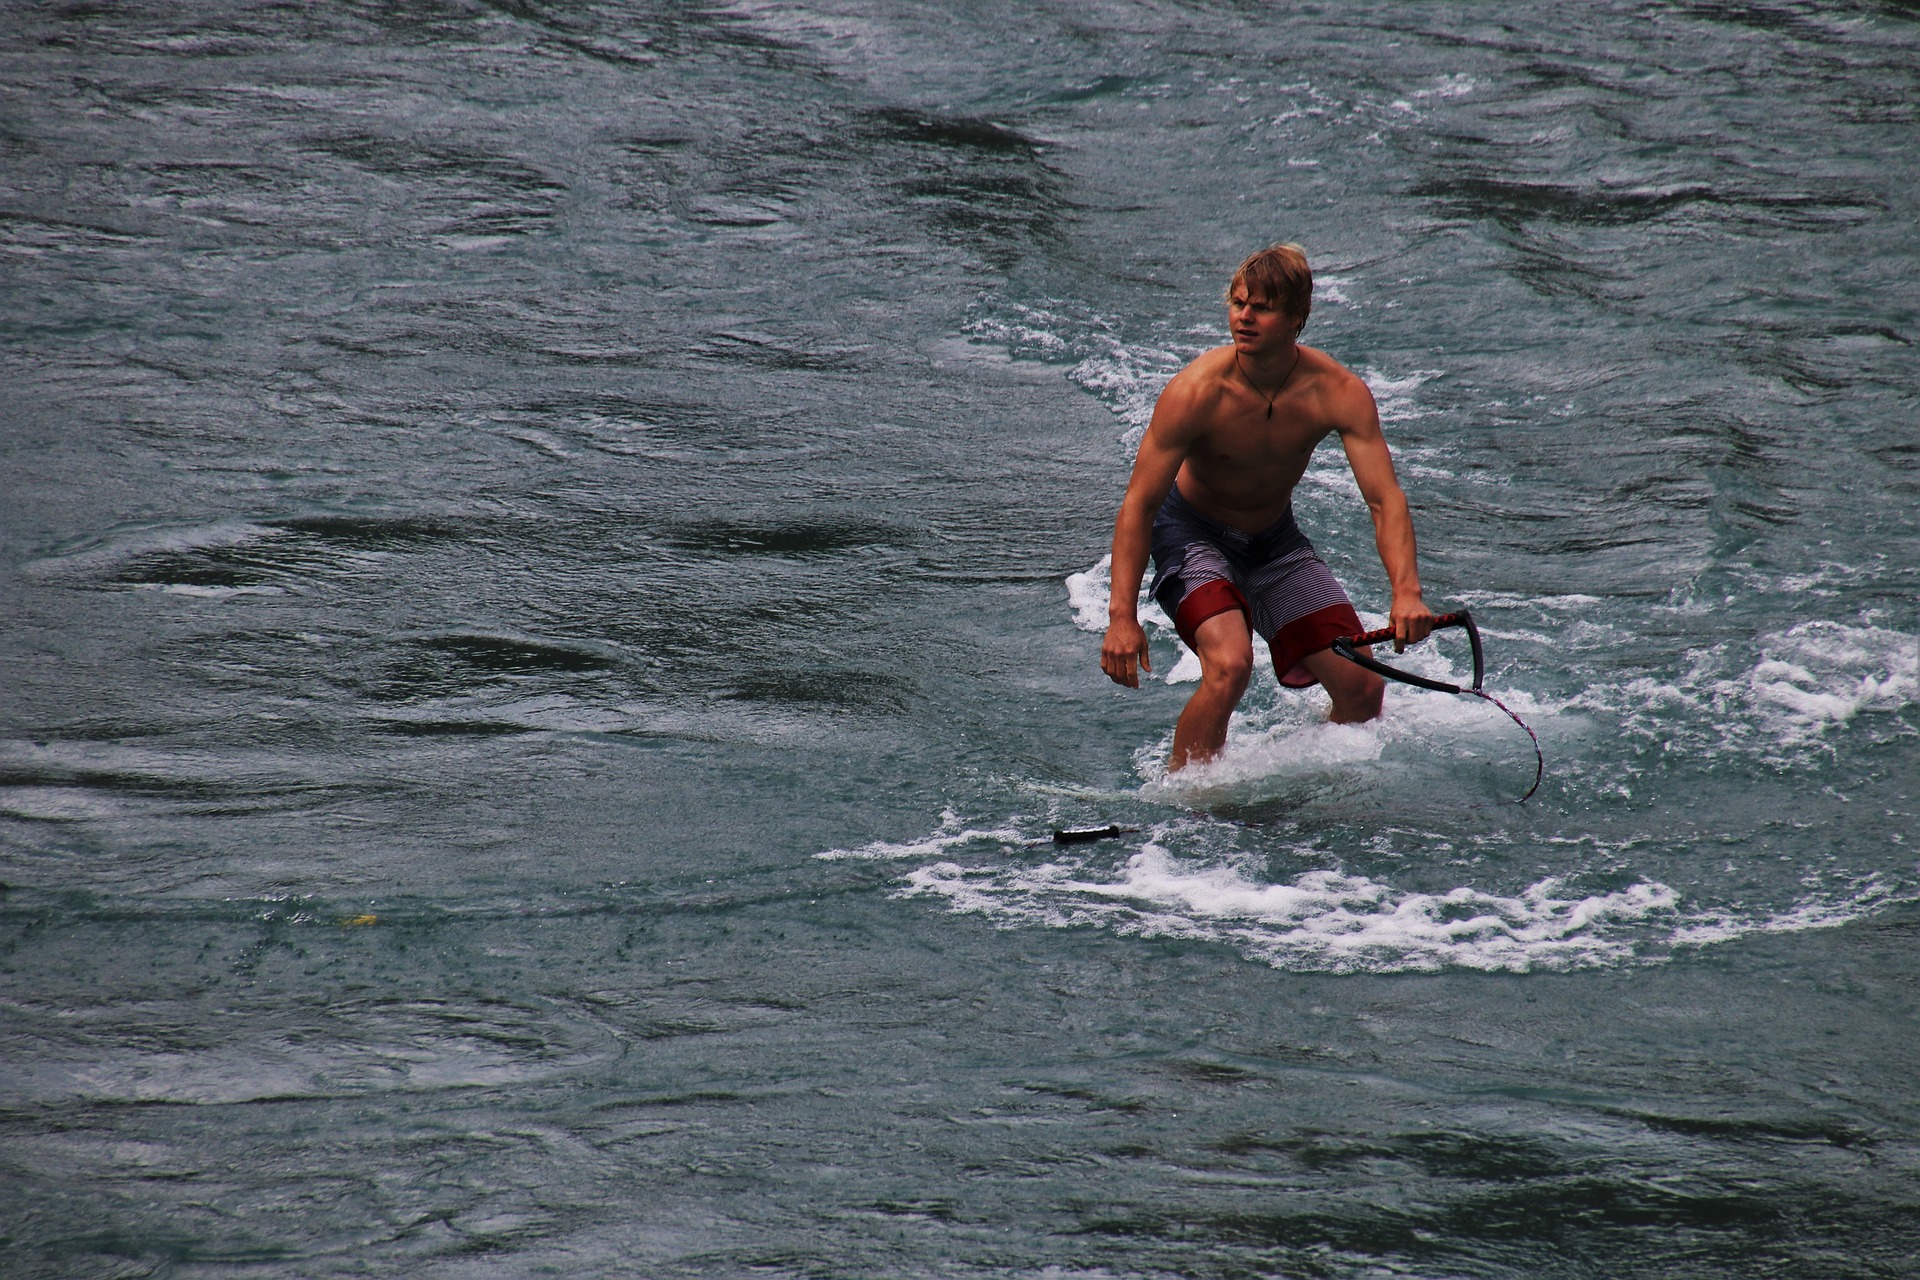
[1100,243,1435,772]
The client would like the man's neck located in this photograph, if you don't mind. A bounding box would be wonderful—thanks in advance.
[1236,340,1301,391]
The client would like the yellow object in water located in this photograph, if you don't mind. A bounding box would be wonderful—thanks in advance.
[341,914,379,927]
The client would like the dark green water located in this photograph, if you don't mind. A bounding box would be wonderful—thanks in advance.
[2,2,1916,1275]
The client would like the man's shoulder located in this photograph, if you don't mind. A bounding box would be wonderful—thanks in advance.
[1155,345,1236,412]
[1299,346,1376,412]
[1299,344,1366,388]
[1171,344,1239,386]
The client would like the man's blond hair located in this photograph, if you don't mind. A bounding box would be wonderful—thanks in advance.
[1229,242,1312,335]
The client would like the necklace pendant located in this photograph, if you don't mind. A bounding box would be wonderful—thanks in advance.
[1266,403,1273,419]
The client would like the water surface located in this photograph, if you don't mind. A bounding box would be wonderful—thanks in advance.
[3,2,1917,1276]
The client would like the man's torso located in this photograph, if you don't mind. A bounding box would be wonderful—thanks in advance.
[1172,344,1352,532]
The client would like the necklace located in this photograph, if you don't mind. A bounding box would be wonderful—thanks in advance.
[1237,349,1302,419]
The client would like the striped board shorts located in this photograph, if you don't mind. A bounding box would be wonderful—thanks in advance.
[1148,484,1364,689]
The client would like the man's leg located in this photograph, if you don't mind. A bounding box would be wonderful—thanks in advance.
[1169,608,1255,771]
[1295,645,1385,723]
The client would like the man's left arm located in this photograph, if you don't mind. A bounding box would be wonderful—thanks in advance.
[1334,380,1435,651]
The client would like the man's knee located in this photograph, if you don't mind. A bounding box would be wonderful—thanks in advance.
[1203,645,1254,696]
[1190,609,1255,698]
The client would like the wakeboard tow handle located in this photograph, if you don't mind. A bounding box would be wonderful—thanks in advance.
[1330,609,1542,802]
[1330,610,1484,695]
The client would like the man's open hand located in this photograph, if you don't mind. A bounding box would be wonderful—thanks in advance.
[1101,618,1152,688]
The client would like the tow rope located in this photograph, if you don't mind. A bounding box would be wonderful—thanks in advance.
[1331,610,1543,803]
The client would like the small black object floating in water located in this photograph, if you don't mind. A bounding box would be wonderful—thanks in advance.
[1052,824,1135,844]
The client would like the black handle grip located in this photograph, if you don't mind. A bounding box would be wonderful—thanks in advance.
[1331,609,1483,694]
[1052,825,1134,845]
[1343,610,1472,648]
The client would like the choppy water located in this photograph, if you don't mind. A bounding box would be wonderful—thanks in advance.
[4,2,1918,1276]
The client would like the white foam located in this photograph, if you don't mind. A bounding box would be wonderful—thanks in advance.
[1131,666,1554,794]
[1163,647,1204,684]
[1314,274,1354,306]
[1671,878,1899,947]
[1413,74,1478,100]
[964,301,1186,448]
[900,838,1681,974]
[816,809,1024,862]
[1453,590,1605,611]
[849,814,1907,974]
[1740,622,1915,739]
[1361,367,1445,424]
[1063,554,1192,682]
[1139,719,1386,792]
[963,303,1074,361]
[1586,619,1916,765]
[1063,555,1115,633]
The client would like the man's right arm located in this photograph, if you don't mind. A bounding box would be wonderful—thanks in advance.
[1100,383,1196,689]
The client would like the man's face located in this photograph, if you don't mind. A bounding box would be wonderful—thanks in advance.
[1227,283,1298,355]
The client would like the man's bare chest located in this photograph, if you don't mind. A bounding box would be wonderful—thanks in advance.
[1189,413,1328,472]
